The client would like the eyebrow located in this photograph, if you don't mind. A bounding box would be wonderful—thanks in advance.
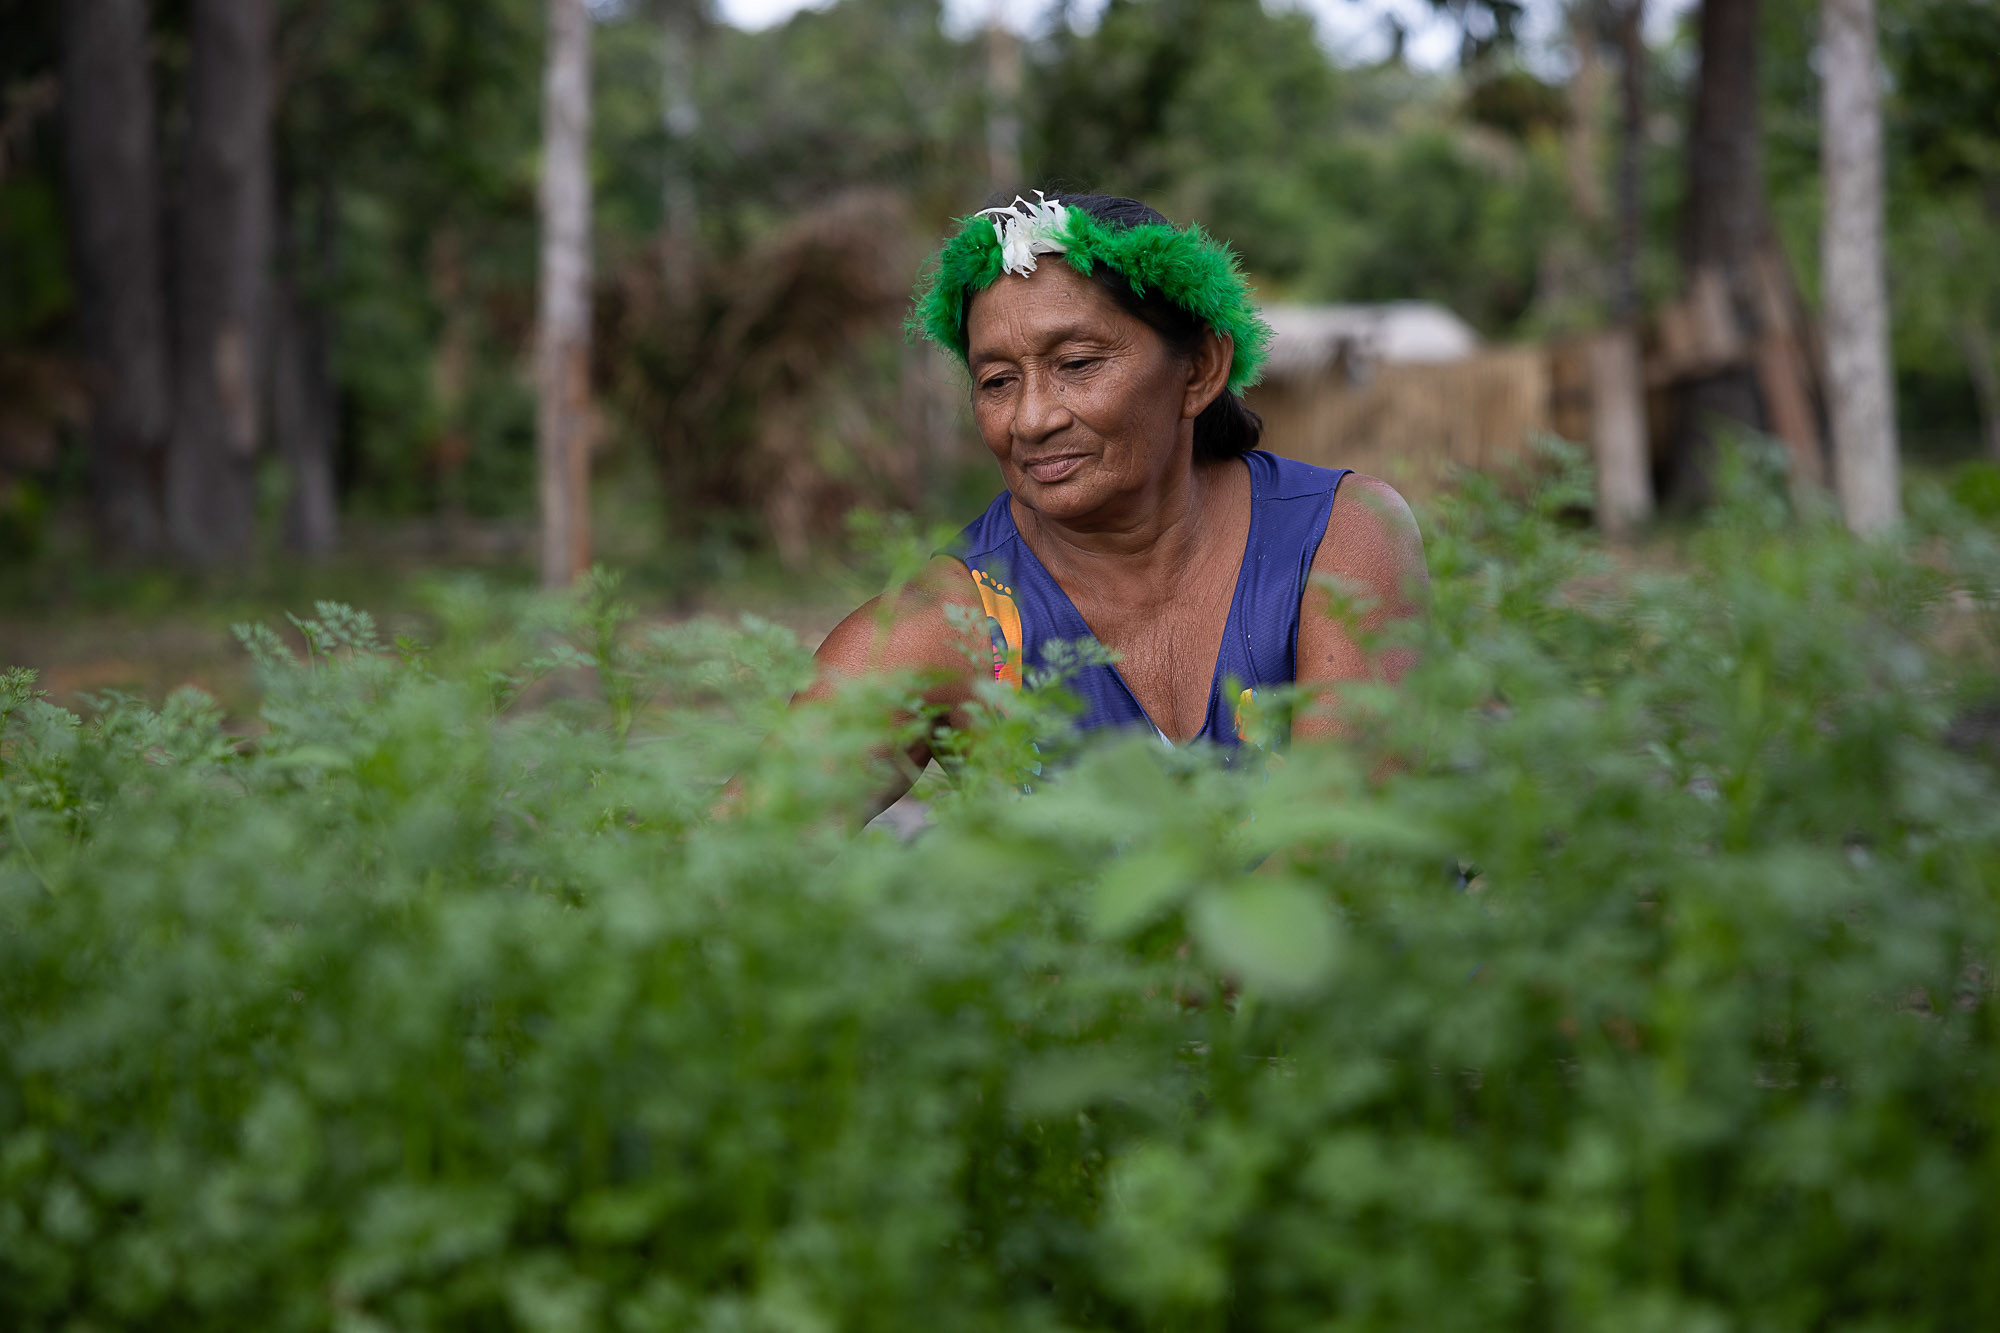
[968,323,1112,367]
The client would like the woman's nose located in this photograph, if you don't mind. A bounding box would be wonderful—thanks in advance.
[1012,366,1072,443]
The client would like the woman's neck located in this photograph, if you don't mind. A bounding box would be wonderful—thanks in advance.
[1014,454,1244,596]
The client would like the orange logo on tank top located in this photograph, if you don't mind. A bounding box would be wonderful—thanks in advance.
[971,568,1024,690]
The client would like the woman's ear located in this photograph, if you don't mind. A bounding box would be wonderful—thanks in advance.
[1183,329,1233,421]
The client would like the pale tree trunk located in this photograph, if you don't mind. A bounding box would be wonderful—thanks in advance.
[1821,0,1899,534]
[1591,329,1653,538]
[1589,0,1653,537]
[536,0,593,589]
[60,0,172,555]
[1535,0,1605,322]
[1564,2,1605,233]
[1612,0,1644,326]
[985,13,1022,192]
[658,0,700,313]
[167,0,275,564]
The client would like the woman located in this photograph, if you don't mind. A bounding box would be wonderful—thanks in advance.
[803,192,1428,806]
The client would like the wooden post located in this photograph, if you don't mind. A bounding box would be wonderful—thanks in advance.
[536,0,594,588]
[1589,328,1652,539]
[1750,246,1827,495]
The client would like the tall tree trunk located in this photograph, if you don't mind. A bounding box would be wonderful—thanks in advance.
[536,0,593,589]
[59,0,171,555]
[985,15,1023,192]
[428,227,475,536]
[167,0,275,564]
[1535,0,1606,324]
[1564,1,1606,234]
[1590,0,1654,538]
[1672,0,1765,506]
[658,0,700,314]
[1684,0,1763,279]
[1928,211,2000,463]
[1960,315,2000,463]
[1612,0,1645,326]
[1821,0,1898,533]
[271,176,339,558]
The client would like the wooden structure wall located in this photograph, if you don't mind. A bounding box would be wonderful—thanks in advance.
[1249,240,1826,524]
[1246,347,1554,497]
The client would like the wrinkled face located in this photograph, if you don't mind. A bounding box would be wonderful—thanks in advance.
[964,262,1200,522]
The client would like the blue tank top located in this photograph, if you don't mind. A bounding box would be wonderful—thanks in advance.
[948,450,1351,750]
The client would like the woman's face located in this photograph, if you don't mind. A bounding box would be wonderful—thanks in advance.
[964,261,1211,523]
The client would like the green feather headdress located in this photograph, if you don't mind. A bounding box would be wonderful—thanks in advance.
[909,193,1272,394]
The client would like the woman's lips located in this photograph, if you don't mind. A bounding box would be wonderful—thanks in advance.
[1022,454,1086,484]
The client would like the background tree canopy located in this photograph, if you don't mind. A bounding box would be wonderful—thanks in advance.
[1,0,1997,567]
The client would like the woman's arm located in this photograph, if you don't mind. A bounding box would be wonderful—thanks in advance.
[1292,474,1430,745]
[738,555,988,821]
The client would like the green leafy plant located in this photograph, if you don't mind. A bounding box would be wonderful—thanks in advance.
[3,453,1997,1330]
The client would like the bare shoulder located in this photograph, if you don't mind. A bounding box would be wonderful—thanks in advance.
[1312,473,1428,592]
[1294,473,1429,707]
[808,554,987,698]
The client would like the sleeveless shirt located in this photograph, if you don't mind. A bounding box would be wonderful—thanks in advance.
[948,450,1351,751]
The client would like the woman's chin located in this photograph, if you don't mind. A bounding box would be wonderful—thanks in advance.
[1012,471,1100,517]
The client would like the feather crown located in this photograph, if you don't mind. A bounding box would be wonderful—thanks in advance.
[909,194,1272,394]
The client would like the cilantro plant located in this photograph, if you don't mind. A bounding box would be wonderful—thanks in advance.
[3,453,1997,1330]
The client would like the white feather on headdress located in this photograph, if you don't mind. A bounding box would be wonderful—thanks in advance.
[974,191,1072,277]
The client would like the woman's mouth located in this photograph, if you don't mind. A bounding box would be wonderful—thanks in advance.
[1022,454,1086,484]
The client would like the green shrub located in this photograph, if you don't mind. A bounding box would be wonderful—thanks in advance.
[1949,458,2000,521]
[4,457,1998,1331]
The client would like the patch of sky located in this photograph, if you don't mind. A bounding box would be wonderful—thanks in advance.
[689,0,1698,75]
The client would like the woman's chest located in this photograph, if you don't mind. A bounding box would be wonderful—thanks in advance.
[1063,560,1244,739]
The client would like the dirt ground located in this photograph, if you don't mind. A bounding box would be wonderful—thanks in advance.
[0,519,857,718]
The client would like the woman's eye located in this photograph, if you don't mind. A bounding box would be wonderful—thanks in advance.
[1060,358,1098,373]
[978,375,1014,393]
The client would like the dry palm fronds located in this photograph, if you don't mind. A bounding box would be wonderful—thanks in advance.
[602,187,975,566]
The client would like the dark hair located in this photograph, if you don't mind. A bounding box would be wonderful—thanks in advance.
[977,191,1264,462]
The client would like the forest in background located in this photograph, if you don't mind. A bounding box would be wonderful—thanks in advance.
[1,0,1998,588]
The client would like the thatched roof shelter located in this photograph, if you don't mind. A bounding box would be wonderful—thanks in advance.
[1259,302,1481,381]
[1248,302,1555,496]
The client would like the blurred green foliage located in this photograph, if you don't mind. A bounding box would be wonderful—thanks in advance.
[273,0,546,514]
[1032,0,1565,329]
[7,0,2000,540]
[4,456,1998,1329]
[0,178,69,342]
